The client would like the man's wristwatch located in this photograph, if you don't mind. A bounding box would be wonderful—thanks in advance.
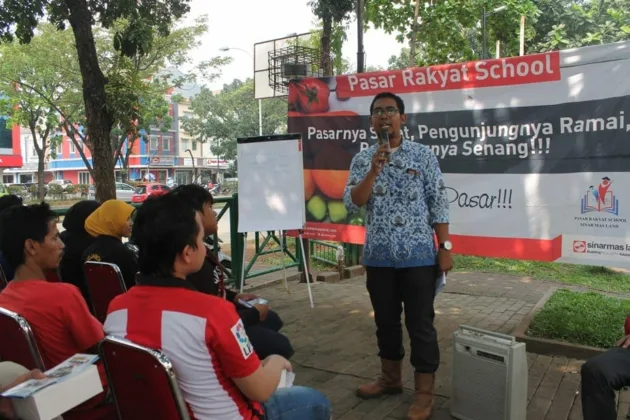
[440,241,453,251]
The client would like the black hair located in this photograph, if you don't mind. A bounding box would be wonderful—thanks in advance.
[0,194,23,213]
[133,193,200,276]
[0,202,57,269]
[370,92,405,115]
[170,184,214,212]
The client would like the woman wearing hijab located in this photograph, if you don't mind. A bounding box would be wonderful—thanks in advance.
[81,199,138,290]
[59,200,101,303]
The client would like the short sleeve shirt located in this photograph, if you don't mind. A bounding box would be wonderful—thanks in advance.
[104,275,263,420]
[0,280,104,369]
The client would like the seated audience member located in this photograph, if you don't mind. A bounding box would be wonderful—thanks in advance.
[59,200,101,303]
[82,199,137,290]
[172,184,294,360]
[104,194,331,419]
[0,203,113,419]
[0,194,23,282]
[581,335,630,420]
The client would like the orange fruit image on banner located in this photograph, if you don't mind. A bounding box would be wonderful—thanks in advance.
[311,169,350,199]
[304,169,315,200]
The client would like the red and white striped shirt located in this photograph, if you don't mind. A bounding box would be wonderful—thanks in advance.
[104,275,264,419]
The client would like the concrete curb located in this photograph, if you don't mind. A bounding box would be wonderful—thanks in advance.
[513,287,606,360]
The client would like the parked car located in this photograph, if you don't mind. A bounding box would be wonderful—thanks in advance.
[131,183,171,203]
[88,182,136,202]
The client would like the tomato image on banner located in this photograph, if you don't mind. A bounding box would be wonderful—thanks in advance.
[288,79,330,114]
[288,45,630,269]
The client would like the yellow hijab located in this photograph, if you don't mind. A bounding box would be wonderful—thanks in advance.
[84,199,135,239]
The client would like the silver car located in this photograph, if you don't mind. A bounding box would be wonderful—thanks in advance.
[87,182,135,202]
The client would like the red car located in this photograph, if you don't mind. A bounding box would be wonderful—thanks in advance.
[131,183,171,203]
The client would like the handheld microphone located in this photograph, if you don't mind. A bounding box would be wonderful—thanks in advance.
[378,128,391,164]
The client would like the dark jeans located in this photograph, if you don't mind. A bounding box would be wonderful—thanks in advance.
[245,310,295,360]
[581,346,630,420]
[366,265,439,373]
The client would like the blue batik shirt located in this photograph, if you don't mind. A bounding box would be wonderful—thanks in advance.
[343,140,450,268]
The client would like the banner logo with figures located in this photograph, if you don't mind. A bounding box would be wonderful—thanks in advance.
[580,176,619,216]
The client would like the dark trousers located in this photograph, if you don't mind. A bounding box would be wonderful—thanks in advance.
[581,347,630,420]
[245,310,295,360]
[366,265,439,373]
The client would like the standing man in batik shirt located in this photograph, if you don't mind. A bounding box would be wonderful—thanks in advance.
[344,92,452,420]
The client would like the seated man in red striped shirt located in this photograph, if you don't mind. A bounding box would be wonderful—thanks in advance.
[104,193,331,420]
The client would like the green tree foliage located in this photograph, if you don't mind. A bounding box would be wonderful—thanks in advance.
[309,0,356,75]
[104,16,227,180]
[299,24,352,75]
[365,0,538,67]
[0,24,77,198]
[0,18,225,190]
[0,0,192,201]
[529,0,630,52]
[181,79,287,162]
[378,0,630,70]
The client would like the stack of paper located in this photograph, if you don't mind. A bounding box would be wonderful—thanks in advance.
[1,354,103,420]
[277,370,295,389]
[436,272,447,296]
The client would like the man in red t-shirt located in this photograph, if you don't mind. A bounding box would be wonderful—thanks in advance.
[105,193,331,419]
[0,203,114,419]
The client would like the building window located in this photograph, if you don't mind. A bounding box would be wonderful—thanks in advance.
[149,135,159,150]
[19,174,33,183]
[69,141,76,154]
[181,138,189,151]
[192,141,197,151]
[2,175,13,184]
[78,172,91,185]
[162,136,171,151]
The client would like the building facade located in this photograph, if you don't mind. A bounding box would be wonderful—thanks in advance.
[34,97,230,186]
[0,114,24,180]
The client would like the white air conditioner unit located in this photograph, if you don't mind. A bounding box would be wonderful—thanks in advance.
[451,325,527,420]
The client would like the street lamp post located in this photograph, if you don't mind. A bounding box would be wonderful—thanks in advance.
[219,47,263,136]
[482,5,507,60]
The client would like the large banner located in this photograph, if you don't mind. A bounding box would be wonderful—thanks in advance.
[287,42,630,268]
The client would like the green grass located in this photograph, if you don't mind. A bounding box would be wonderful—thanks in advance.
[527,289,629,348]
[454,254,630,294]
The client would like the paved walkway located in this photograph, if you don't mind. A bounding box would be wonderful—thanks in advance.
[253,271,630,420]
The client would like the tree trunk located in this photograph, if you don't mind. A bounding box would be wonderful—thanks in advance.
[65,0,116,202]
[123,143,133,181]
[30,126,47,201]
[321,17,333,76]
[37,151,46,200]
[409,0,421,67]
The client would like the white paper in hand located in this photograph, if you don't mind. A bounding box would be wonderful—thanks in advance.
[435,272,446,296]
[277,370,295,389]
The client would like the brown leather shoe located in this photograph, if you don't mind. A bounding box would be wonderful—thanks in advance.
[356,358,403,399]
[407,373,435,420]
